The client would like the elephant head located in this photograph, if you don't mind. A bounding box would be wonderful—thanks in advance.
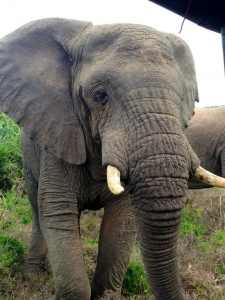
[0,18,224,299]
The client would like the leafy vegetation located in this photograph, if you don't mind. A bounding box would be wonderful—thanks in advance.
[180,204,205,237]
[0,233,25,271]
[122,260,151,296]
[0,112,23,190]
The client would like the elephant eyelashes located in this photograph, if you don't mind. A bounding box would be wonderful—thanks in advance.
[94,91,108,105]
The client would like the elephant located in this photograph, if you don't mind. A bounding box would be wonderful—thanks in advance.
[185,106,225,189]
[0,18,224,300]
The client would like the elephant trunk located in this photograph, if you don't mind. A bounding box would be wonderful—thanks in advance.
[106,92,196,299]
[129,143,188,299]
[135,204,184,299]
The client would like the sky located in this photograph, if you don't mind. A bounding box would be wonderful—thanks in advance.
[0,0,224,107]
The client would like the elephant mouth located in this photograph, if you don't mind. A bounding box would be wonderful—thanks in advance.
[106,165,225,195]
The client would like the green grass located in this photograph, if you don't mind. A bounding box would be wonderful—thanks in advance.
[210,230,225,247]
[180,203,225,253]
[180,204,205,237]
[83,237,99,244]
[178,192,225,299]
[0,190,32,229]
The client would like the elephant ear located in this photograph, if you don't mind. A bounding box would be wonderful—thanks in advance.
[164,33,199,126]
[0,18,92,164]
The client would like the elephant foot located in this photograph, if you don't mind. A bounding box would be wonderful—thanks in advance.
[20,258,51,281]
[19,264,40,282]
[41,258,52,274]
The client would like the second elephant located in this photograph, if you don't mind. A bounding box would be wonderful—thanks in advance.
[185,106,225,189]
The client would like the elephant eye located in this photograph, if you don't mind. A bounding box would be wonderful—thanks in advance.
[94,91,108,105]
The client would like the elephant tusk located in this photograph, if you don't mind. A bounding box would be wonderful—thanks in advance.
[194,166,225,188]
[107,165,124,195]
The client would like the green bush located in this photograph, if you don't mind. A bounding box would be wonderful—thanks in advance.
[0,233,25,271]
[0,112,23,190]
[180,204,205,237]
[122,261,151,296]
[210,231,225,247]
[215,265,225,275]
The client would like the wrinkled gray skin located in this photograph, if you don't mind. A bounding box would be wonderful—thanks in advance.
[0,19,200,300]
[186,106,225,189]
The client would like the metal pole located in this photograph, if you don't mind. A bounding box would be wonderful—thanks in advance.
[222,26,225,73]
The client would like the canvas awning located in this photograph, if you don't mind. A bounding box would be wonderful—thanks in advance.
[149,0,225,70]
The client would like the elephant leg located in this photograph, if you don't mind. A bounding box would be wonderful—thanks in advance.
[91,195,136,299]
[38,152,91,300]
[21,167,47,278]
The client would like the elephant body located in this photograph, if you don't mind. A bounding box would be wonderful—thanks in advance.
[185,106,225,188]
[20,129,136,298]
[0,18,202,299]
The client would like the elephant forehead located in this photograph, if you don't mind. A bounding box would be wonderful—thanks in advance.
[81,23,173,64]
